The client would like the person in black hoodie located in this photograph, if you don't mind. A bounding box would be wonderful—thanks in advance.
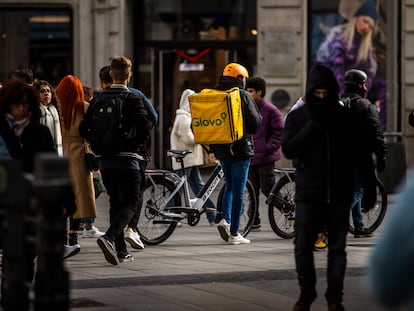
[282,65,354,311]
[212,63,262,245]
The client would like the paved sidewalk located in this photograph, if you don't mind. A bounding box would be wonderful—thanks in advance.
[65,192,390,311]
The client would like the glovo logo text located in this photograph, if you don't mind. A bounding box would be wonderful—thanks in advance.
[193,112,227,127]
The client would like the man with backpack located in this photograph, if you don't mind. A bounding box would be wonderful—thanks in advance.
[97,64,157,251]
[342,69,387,238]
[82,56,153,265]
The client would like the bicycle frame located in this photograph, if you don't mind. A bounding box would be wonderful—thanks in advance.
[145,157,225,222]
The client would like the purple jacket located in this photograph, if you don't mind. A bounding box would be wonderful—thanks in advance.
[251,98,284,166]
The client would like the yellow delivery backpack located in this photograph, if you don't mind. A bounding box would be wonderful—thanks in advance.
[188,87,243,144]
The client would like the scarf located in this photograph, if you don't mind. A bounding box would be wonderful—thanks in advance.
[40,104,63,156]
[6,113,30,138]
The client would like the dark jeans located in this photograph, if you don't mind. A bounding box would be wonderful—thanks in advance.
[128,160,147,230]
[248,163,275,222]
[100,168,142,253]
[294,201,350,304]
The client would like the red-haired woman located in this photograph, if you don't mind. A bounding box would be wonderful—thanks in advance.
[55,75,97,257]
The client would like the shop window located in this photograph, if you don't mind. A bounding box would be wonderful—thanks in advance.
[0,7,72,86]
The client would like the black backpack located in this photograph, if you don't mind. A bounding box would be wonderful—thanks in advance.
[79,89,130,156]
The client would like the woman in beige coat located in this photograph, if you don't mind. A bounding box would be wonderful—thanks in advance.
[56,75,96,249]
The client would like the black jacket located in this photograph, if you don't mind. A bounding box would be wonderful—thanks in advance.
[342,92,386,170]
[282,65,354,204]
[0,120,55,173]
[343,91,387,210]
[211,76,262,160]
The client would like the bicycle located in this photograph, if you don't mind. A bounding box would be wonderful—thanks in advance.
[266,168,387,239]
[137,149,258,245]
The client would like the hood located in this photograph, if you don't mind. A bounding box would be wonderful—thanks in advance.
[215,76,244,91]
[179,89,195,112]
[305,65,339,106]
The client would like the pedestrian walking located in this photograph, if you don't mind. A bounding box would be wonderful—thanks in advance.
[55,75,97,257]
[246,77,283,230]
[95,56,152,265]
[282,64,355,311]
[211,63,262,245]
[342,69,386,238]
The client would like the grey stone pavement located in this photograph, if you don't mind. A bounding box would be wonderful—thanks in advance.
[66,174,396,311]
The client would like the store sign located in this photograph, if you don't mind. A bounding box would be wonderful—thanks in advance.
[179,63,204,72]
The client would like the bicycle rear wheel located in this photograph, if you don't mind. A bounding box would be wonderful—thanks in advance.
[216,179,257,237]
[137,175,181,245]
[348,178,387,234]
[268,175,296,239]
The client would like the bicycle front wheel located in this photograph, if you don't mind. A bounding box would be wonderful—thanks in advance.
[268,175,296,239]
[348,178,387,234]
[216,179,257,237]
[137,175,181,245]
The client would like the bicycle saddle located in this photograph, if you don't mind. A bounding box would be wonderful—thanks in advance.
[167,149,192,159]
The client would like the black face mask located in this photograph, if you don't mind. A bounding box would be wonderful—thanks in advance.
[309,94,328,108]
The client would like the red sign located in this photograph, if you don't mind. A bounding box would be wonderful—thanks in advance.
[176,49,211,62]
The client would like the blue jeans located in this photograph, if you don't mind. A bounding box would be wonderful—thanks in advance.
[175,166,216,223]
[220,159,250,236]
[351,171,364,231]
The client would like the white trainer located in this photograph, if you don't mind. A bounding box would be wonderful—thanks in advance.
[82,226,105,238]
[124,228,145,250]
[63,244,81,259]
[217,219,231,242]
[228,234,250,245]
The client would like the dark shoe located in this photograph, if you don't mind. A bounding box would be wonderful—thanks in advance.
[97,235,118,265]
[354,228,373,238]
[292,299,311,311]
[251,223,262,230]
[328,303,345,311]
[293,290,317,311]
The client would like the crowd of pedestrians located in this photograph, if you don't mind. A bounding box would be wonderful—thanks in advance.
[0,52,404,311]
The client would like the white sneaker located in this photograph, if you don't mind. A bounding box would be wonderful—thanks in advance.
[228,234,250,245]
[124,228,145,250]
[82,226,105,238]
[217,219,230,242]
[63,244,80,259]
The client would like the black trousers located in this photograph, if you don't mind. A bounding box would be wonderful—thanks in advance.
[294,201,350,304]
[100,168,142,253]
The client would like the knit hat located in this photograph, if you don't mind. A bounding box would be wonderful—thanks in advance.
[354,0,378,22]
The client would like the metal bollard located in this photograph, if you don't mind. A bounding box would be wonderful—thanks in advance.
[0,159,32,310]
[32,153,71,311]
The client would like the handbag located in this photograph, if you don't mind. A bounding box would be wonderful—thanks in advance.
[200,144,219,168]
[84,142,99,171]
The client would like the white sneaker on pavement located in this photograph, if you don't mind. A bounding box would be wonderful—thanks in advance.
[124,228,145,250]
[217,219,230,242]
[228,234,250,245]
[82,226,104,238]
[63,244,81,259]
